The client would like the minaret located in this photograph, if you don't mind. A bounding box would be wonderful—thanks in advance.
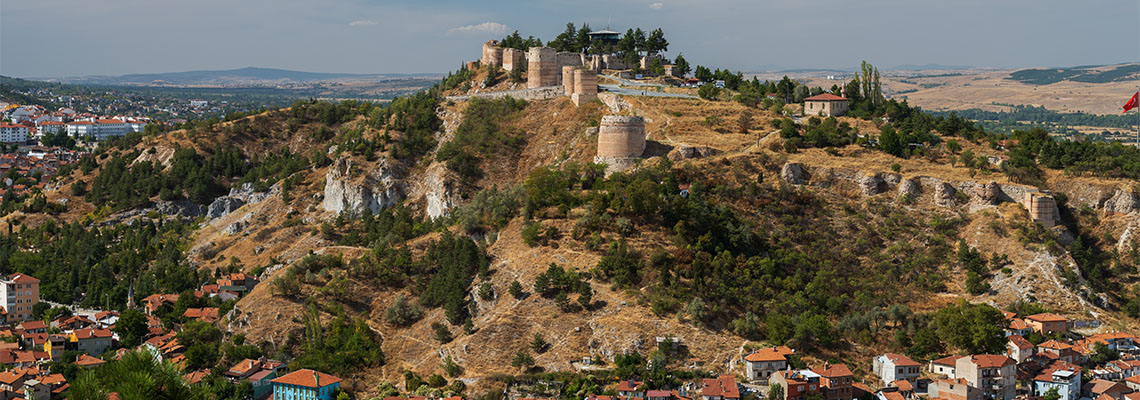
[126,281,136,310]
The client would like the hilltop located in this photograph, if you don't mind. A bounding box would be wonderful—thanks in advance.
[4,53,1140,398]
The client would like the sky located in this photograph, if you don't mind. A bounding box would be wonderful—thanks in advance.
[2,0,1138,78]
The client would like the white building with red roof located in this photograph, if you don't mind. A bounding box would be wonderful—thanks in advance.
[0,274,39,322]
[0,123,29,144]
[803,93,849,117]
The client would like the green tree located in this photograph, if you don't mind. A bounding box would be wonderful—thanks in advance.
[1042,387,1060,400]
[673,54,691,77]
[509,280,524,299]
[531,333,548,353]
[113,309,149,348]
[933,300,1006,354]
[385,294,424,327]
[879,125,903,157]
[769,384,785,400]
[511,351,535,369]
[645,28,669,55]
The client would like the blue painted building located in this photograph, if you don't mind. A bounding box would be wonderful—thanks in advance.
[1033,364,1080,400]
[270,369,342,400]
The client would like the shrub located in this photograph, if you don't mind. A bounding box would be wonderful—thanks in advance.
[521,222,542,247]
[384,295,424,326]
[478,281,494,300]
[432,322,453,343]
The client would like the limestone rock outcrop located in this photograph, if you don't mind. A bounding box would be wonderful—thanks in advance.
[207,183,272,220]
[667,146,721,162]
[934,182,957,206]
[855,172,885,197]
[898,179,919,198]
[1104,189,1140,214]
[321,157,404,215]
[780,163,809,185]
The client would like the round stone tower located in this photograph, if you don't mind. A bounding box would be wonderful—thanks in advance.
[596,115,646,160]
[481,41,503,68]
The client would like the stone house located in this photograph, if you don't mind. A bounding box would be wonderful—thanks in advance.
[802,94,849,117]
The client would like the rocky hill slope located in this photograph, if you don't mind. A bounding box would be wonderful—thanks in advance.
[13,68,1140,396]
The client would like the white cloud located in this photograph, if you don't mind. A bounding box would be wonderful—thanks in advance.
[448,22,509,35]
[649,2,664,10]
[348,20,377,27]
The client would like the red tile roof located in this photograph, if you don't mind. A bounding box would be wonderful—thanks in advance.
[7,273,39,284]
[743,346,794,362]
[883,353,921,367]
[270,369,342,388]
[814,363,852,378]
[804,93,847,102]
[75,354,104,367]
[1008,335,1033,350]
[701,375,739,399]
[1026,313,1068,323]
[968,354,1015,368]
[931,355,961,366]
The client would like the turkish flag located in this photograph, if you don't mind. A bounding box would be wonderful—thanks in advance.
[1125,91,1139,113]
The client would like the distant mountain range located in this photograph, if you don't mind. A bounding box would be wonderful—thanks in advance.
[47,67,439,86]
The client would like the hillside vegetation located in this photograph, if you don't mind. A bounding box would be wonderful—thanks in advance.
[7,61,1140,397]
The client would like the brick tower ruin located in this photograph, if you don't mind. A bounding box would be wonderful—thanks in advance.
[527,47,559,88]
[594,115,646,173]
[481,41,503,68]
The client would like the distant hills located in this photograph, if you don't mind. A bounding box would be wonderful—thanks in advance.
[48,67,439,87]
[1007,63,1140,85]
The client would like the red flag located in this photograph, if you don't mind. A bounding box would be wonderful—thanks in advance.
[1125,91,1139,113]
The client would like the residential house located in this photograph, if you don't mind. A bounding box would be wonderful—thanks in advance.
[890,380,914,399]
[1083,379,1131,400]
[647,390,674,400]
[700,375,740,400]
[874,390,906,400]
[17,321,47,335]
[1034,361,1081,400]
[0,274,39,322]
[802,94,849,117]
[873,353,921,385]
[270,369,342,400]
[75,354,105,369]
[743,346,794,383]
[22,378,50,400]
[616,380,645,398]
[1038,341,1077,364]
[930,355,960,377]
[1025,314,1069,335]
[1007,335,1035,364]
[70,328,113,356]
[1124,375,1140,392]
[1110,360,1140,380]
[141,294,179,315]
[771,370,821,400]
[94,311,119,329]
[929,378,980,400]
[249,369,279,400]
[814,363,854,400]
[1087,332,1139,352]
[955,354,1016,400]
[183,308,220,323]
